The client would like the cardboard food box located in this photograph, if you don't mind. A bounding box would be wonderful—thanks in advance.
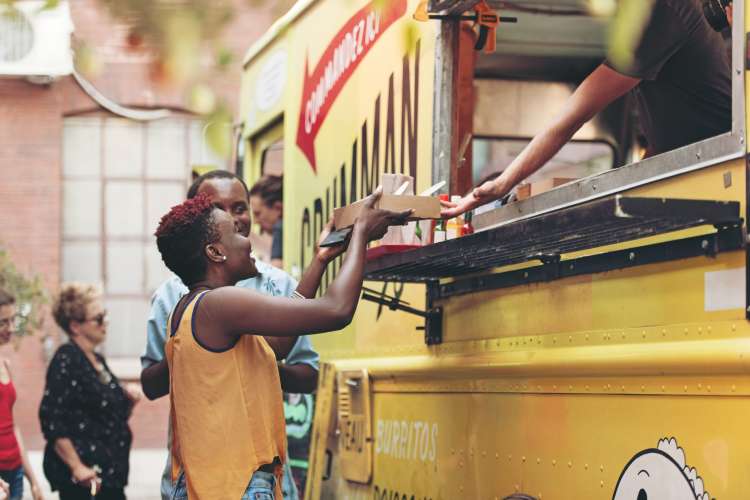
[516,177,576,201]
[333,194,440,229]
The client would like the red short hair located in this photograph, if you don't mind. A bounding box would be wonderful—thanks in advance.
[155,193,220,285]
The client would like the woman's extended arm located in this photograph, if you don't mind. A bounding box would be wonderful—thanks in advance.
[264,219,346,359]
[205,192,410,340]
[263,255,327,359]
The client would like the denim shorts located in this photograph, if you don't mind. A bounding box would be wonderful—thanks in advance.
[172,469,276,500]
[0,467,23,500]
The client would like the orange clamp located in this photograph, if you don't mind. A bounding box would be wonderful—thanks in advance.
[473,1,497,53]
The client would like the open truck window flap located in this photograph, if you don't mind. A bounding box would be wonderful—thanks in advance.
[428,0,744,229]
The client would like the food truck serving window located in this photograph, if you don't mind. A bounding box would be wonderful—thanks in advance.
[444,0,746,227]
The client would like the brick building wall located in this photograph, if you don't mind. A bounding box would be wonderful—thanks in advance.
[0,0,288,451]
[0,78,63,450]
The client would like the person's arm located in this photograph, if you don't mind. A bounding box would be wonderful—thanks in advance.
[141,360,169,401]
[53,438,100,493]
[122,382,144,407]
[10,373,44,500]
[202,190,411,345]
[263,258,325,360]
[5,361,41,499]
[278,363,319,393]
[0,478,8,500]
[441,64,640,217]
[264,219,346,359]
[279,334,320,393]
[14,427,42,499]
[140,286,175,400]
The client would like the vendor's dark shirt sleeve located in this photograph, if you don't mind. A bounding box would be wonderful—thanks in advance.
[606,0,690,80]
[604,0,731,155]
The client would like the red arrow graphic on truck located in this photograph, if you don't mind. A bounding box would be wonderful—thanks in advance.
[296,0,407,172]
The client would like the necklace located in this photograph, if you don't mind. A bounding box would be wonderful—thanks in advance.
[92,358,112,385]
[96,363,112,385]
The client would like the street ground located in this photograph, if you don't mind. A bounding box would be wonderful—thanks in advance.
[23,449,167,500]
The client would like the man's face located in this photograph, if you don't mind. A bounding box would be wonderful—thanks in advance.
[197,178,251,236]
[249,195,282,233]
[211,208,258,279]
[0,304,16,345]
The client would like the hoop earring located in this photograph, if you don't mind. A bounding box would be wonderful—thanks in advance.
[221,255,227,262]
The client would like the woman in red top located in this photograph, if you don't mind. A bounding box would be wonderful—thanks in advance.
[0,289,43,500]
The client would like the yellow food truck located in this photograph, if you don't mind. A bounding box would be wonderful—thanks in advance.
[238,0,748,497]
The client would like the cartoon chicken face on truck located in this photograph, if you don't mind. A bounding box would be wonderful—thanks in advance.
[613,438,710,500]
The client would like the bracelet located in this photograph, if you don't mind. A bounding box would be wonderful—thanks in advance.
[291,291,306,300]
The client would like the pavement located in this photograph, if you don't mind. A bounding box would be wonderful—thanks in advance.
[23,449,167,500]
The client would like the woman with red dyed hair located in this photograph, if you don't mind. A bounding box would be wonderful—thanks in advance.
[153,189,408,500]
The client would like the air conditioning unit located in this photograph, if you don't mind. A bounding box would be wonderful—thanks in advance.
[0,0,74,80]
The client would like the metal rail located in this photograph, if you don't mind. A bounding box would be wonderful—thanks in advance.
[363,196,743,345]
[366,196,741,281]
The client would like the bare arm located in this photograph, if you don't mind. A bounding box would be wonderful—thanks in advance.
[53,438,101,493]
[141,360,169,400]
[6,361,41,496]
[264,255,328,360]
[6,361,42,499]
[278,363,319,393]
[264,219,347,359]
[442,64,640,217]
[14,426,42,499]
[211,221,370,337]
[201,193,410,345]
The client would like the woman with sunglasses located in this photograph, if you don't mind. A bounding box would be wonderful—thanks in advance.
[39,283,142,500]
[0,289,44,500]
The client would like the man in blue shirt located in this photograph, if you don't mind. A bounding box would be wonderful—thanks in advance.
[141,170,332,500]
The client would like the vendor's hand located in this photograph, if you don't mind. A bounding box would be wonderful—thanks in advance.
[440,179,507,218]
[315,217,348,263]
[71,463,100,494]
[123,382,143,404]
[357,188,413,241]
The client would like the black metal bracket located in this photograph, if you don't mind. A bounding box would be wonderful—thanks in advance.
[528,252,561,280]
[362,195,745,331]
[425,12,517,22]
[361,281,443,345]
[365,196,743,281]
[437,225,745,299]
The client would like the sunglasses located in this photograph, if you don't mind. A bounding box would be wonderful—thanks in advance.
[84,311,108,326]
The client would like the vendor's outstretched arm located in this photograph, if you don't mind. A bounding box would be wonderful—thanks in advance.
[442,64,639,217]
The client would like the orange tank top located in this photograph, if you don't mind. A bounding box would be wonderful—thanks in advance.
[166,291,287,499]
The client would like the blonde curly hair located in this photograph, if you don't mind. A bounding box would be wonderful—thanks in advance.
[52,283,101,335]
